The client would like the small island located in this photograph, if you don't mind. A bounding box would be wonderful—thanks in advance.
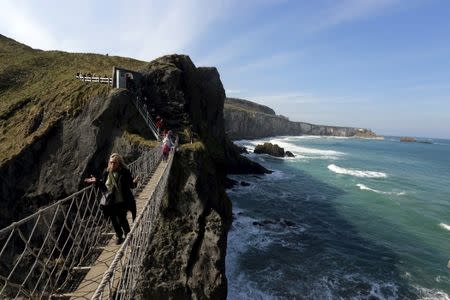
[400,137,433,144]
[254,142,295,158]
[400,137,416,142]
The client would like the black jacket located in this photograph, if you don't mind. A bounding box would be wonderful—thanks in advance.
[97,168,137,220]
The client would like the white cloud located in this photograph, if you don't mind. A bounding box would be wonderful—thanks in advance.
[197,24,276,67]
[306,0,399,33]
[231,51,302,73]
[249,91,370,106]
[0,1,58,50]
[327,0,397,25]
[0,0,230,60]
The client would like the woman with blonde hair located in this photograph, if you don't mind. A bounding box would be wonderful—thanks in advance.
[85,153,138,244]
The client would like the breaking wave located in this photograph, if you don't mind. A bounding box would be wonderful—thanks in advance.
[328,164,387,178]
[236,137,346,160]
[357,184,406,196]
[439,223,450,232]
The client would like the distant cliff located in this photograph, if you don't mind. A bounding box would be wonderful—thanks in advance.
[224,98,378,139]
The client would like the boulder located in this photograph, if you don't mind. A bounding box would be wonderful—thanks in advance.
[254,142,285,157]
[285,151,295,157]
[236,145,248,154]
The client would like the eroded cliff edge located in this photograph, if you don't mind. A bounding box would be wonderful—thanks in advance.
[224,98,378,139]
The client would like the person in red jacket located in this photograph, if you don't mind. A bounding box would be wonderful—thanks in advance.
[156,116,164,138]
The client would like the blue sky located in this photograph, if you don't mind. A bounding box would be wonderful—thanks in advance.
[1,0,449,138]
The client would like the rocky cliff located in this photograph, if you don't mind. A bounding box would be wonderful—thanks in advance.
[134,55,267,299]
[224,98,378,139]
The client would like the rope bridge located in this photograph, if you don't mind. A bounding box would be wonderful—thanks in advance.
[0,83,171,299]
[0,141,175,299]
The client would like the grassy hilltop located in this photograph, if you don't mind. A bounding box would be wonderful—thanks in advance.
[0,35,146,163]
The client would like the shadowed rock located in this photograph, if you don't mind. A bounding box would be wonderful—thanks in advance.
[285,151,295,157]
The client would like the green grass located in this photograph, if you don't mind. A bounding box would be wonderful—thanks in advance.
[0,35,148,163]
[123,131,159,149]
[224,97,275,115]
[179,141,205,152]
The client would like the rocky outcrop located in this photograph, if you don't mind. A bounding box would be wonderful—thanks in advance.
[400,137,416,142]
[137,143,229,299]
[285,151,295,157]
[224,98,378,139]
[133,55,268,299]
[254,143,285,157]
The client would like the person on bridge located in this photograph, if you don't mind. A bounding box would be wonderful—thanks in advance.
[162,131,174,162]
[85,153,138,245]
[155,116,164,138]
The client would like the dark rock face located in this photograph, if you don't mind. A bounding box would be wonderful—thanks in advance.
[138,146,229,299]
[285,151,295,157]
[0,90,150,229]
[224,104,378,139]
[236,145,248,154]
[254,142,285,157]
[225,177,238,189]
[135,55,269,299]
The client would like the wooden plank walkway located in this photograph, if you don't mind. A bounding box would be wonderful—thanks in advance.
[58,159,167,299]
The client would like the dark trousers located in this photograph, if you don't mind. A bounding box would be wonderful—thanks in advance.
[109,204,130,238]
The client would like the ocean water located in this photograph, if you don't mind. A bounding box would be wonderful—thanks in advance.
[226,136,450,299]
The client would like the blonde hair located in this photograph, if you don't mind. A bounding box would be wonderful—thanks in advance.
[107,153,127,172]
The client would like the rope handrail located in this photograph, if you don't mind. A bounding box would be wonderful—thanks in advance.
[0,187,91,236]
[130,93,159,140]
[0,184,109,298]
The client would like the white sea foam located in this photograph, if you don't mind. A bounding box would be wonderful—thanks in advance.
[309,274,401,299]
[439,223,450,232]
[357,184,406,196]
[416,285,450,300]
[274,140,344,156]
[254,138,345,160]
[328,164,387,178]
[235,136,346,160]
[226,207,279,299]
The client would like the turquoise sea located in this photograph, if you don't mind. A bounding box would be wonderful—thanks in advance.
[226,136,450,299]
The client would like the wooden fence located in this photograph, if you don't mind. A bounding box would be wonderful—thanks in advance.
[76,75,112,85]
